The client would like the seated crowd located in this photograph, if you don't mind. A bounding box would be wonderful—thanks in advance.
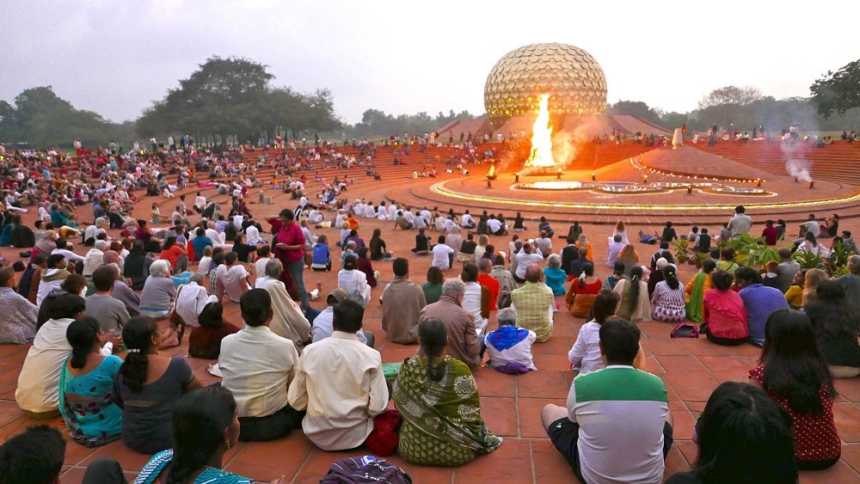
[0,144,857,483]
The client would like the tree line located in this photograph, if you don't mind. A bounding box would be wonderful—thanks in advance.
[1,55,858,149]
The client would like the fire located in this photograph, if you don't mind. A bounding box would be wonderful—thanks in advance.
[525,93,557,168]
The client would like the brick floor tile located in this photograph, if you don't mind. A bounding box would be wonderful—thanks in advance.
[517,397,565,438]
[225,433,312,481]
[835,403,860,443]
[517,370,572,399]
[454,438,532,483]
[798,460,860,483]
[472,367,516,398]
[530,439,580,483]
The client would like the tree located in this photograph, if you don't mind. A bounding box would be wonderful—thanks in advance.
[698,86,763,109]
[659,111,689,129]
[608,100,661,124]
[811,58,860,118]
[136,56,340,141]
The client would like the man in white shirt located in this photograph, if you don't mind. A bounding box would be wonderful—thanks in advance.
[431,235,455,270]
[245,223,262,246]
[216,252,251,303]
[337,255,371,305]
[220,289,304,441]
[515,243,544,282]
[288,299,388,451]
[82,240,107,278]
[175,273,217,327]
[312,288,370,345]
[487,216,503,235]
[51,239,84,263]
[15,294,86,416]
[461,210,475,229]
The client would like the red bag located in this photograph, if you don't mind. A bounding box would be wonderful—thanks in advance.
[365,409,402,457]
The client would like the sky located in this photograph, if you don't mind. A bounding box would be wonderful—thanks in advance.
[2,0,859,124]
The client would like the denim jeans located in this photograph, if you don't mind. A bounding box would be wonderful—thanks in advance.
[286,259,308,307]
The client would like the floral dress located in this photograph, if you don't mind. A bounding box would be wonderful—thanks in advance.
[393,355,502,466]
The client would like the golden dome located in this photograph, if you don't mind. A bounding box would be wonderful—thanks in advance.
[484,43,607,126]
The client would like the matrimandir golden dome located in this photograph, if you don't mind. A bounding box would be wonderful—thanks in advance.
[484,43,607,126]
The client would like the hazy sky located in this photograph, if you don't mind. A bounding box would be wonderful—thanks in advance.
[2,0,858,124]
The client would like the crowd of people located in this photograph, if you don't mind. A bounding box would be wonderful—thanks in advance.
[0,139,858,483]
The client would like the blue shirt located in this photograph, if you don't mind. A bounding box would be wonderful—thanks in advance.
[191,236,213,260]
[739,283,788,346]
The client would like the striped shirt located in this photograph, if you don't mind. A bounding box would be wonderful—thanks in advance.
[567,365,669,484]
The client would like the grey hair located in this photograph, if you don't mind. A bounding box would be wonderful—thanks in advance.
[442,278,465,298]
[149,259,171,277]
[849,255,860,275]
[497,307,518,325]
[190,272,205,284]
[547,253,562,269]
[265,258,284,278]
[94,240,108,250]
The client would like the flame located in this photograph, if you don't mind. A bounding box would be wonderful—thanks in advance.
[525,94,557,168]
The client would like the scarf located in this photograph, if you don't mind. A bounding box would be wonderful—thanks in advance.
[486,324,530,351]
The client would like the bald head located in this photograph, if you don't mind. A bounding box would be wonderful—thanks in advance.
[525,263,542,283]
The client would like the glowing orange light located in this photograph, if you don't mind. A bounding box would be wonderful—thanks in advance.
[524,94,557,169]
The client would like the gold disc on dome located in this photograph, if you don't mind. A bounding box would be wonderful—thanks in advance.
[484,43,607,127]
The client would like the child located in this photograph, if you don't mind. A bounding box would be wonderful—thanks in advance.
[151,203,161,224]
[312,234,332,271]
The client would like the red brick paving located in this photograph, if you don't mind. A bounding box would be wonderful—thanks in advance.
[1,174,860,482]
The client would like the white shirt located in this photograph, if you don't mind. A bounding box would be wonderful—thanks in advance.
[216,264,249,302]
[568,320,604,374]
[15,318,74,413]
[337,269,371,305]
[803,220,821,237]
[198,256,213,275]
[82,248,104,277]
[312,307,368,344]
[254,257,271,278]
[220,325,299,418]
[52,248,85,263]
[431,244,454,270]
[606,240,625,267]
[175,282,216,327]
[245,225,261,246]
[487,218,503,233]
[461,281,487,332]
[287,331,388,451]
[486,327,537,371]
[515,251,544,279]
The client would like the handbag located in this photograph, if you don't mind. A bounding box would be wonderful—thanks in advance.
[670,322,699,338]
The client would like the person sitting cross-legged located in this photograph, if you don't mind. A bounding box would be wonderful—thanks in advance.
[288,299,388,451]
[484,307,537,374]
[381,257,426,344]
[542,319,673,484]
[393,318,503,466]
[419,279,482,369]
[512,263,555,342]
[219,289,304,441]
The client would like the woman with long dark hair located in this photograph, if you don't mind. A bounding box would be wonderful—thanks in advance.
[114,316,200,454]
[58,317,123,447]
[651,265,686,322]
[612,266,651,322]
[665,382,797,484]
[393,318,501,466]
[804,280,860,378]
[134,386,250,483]
[749,309,841,469]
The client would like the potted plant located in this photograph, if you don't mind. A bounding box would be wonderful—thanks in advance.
[672,238,690,264]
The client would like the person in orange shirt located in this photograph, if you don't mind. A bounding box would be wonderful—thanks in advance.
[159,236,187,273]
[576,234,594,262]
[346,213,359,231]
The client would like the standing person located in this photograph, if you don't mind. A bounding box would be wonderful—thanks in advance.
[728,205,752,236]
[613,266,651,323]
[287,300,389,451]
[702,270,749,345]
[0,266,38,344]
[511,264,555,342]
[651,265,686,322]
[273,209,307,307]
[735,267,788,347]
[113,316,200,454]
[219,289,303,441]
[749,310,841,469]
[381,258,426,344]
[15,294,86,417]
[393,319,503,465]
[660,221,677,243]
[420,279,482,369]
[58,317,123,447]
[664,382,798,484]
[542,319,673,484]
